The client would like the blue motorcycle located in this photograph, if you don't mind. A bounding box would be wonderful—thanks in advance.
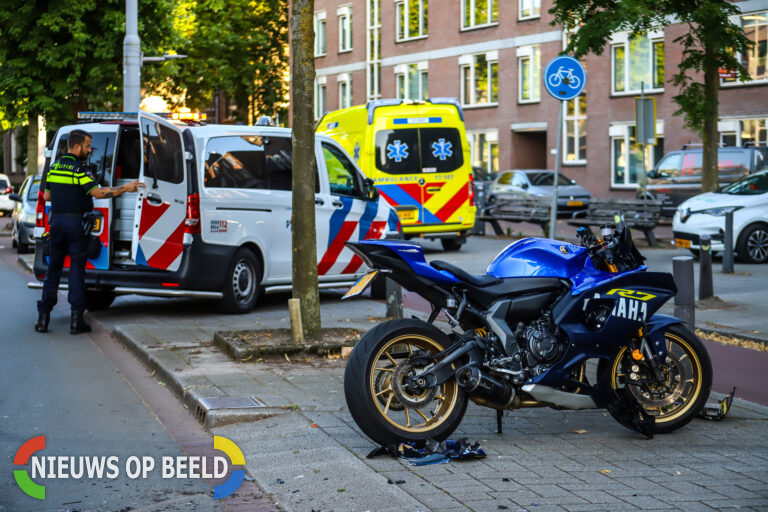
[342,226,712,444]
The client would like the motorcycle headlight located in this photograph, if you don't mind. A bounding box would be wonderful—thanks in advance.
[696,206,744,217]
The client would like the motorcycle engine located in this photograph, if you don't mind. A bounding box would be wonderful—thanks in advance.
[514,316,565,368]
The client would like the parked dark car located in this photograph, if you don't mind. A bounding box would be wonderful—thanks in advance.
[10,174,41,253]
[644,145,766,217]
[489,169,591,213]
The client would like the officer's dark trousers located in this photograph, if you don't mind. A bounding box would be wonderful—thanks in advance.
[37,215,87,314]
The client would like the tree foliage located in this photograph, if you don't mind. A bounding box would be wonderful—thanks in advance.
[0,0,175,130]
[167,0,289,122]
[550,0,753,135]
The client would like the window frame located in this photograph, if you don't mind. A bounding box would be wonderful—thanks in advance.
[722,11,768,86]
[395,62,428,101]
[609,122,666,189]
[459,52,499,108]
[563,95,587,165]
[518,0,540,21]
[337,5,353,53]
[337,74,353,109]
[460,0,499,31]
[395,0,428,42]
[314,11,327,57]
[314,77,327,120]
[468,130,499,176]
[517,45,541,103]
[610,30,665,96]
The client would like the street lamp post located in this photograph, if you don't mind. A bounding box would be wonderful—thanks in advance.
[123,0,187,111]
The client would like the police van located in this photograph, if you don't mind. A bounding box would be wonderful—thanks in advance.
[31,111,400,313]
[317,99,476,251]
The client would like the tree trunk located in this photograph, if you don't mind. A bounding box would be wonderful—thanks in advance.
[701,47,719,193]
[290,0,321,339]
[26,113,39,177]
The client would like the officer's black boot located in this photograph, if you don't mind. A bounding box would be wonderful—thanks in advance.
[70,311,91,335]
[34,312,50,333]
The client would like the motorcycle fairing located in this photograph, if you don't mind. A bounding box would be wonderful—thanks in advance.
[486,238,587,279]
[352,240,460,285]
[530,271,677,388]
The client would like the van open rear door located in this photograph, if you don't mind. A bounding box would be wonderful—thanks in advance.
[132,112,187,272]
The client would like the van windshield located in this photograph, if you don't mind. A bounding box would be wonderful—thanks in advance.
[375,128,463,174]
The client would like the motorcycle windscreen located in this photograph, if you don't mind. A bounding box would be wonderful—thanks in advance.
[131,113,187,271]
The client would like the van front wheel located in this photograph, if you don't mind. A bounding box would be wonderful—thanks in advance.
[220,248,261,314]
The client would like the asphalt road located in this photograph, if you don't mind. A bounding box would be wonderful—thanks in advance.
[0,231,224,511]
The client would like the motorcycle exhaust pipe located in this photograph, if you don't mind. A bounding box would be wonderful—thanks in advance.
[456,366,516,409]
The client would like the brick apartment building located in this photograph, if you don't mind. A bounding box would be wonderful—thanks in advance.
[310,0,768,198]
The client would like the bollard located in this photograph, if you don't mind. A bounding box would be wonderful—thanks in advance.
[385,277,404,319]
[673,256,695,330]
[288,298,304,343]
[723,210,734,274]
[699,234,714,300]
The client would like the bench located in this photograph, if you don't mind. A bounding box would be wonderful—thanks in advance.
[477,196,552,236]
[566,198,663,246]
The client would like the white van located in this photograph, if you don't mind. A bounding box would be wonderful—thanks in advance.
[32,111,400,313]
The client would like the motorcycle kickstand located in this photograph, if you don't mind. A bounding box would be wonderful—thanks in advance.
[496,409,503,434]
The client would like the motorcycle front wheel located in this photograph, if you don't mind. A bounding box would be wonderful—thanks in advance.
[605,324,712,433]
[344,318,468,446]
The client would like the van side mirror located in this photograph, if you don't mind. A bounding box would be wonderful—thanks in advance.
[647,170,659,179]
[364,178,378,201]
[9,193,21,202]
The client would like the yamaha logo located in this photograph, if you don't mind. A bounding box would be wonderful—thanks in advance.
[559,246,569,254]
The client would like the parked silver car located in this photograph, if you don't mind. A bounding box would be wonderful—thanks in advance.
[0,173,15,215]
[490,169,591,213]
[10,174,41,253]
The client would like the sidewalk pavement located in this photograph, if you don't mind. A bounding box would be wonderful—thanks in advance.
[15,234,768,511]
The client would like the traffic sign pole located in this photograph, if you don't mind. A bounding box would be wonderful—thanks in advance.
[543,55,586,240]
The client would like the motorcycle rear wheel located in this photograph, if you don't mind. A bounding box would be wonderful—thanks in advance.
[344,318,468,446]
[605,324,712,433]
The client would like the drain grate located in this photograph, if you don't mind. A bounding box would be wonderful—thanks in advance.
[195,396,267,424]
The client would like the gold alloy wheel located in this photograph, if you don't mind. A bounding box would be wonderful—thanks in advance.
[369,334,460,433]
[610,332,703,423]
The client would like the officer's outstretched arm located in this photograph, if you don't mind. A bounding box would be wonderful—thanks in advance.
[90,180,145,199]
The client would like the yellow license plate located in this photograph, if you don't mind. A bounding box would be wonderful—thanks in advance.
[397,209,417,221]
[675,238,691,248]
[342,270,379,300]
[567,201,583,207]
[91,218,102,232]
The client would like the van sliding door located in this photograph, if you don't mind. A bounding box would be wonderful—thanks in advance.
[132,113,187,271]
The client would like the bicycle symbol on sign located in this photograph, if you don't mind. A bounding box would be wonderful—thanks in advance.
[547,66,581,89]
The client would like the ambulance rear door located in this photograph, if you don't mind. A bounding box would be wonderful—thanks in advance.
[131,112,187,272]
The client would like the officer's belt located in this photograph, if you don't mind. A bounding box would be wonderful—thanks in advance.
[50,212,85,219]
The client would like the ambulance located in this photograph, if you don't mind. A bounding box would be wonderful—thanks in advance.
[31,111,400,313]
[317,99,476,251]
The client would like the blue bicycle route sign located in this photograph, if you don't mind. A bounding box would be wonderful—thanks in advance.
[544,55,586,101]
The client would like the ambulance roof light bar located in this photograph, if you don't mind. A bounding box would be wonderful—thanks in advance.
[77,112,139,123]
[367,99,403,124]
[427,98,464,121]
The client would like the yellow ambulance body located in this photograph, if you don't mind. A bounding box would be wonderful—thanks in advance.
[317,99,476,249]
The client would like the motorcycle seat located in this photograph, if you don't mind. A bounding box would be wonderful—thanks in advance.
[430,260,502,288]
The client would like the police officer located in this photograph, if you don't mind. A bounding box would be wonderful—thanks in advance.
[35,129,145,334]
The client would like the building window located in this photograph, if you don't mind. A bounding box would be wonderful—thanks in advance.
[338,74,353,109]
[460,52,498,106]
[395,62,428,100]
[611,124,665,187]
[468,131,499,176]
[314,12,327,57]
[519,0,540,20]
[396,0,428,41]
[338,6,353,53]
[564,94,587,164]
[724,11,767,84]
[611,31,664,94]
[314,77,327,120]
[367,0,381,100]
[719,118,768,147]
[461,0,498,30]
[518,45,540,103]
